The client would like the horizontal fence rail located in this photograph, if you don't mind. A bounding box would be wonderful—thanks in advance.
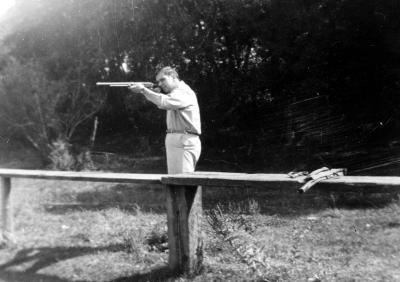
[0,168,164,184]
[0,168,399,275]
[162,171,400,187]
[1,169,399,187]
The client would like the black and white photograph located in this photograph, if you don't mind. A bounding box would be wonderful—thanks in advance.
[0,0,399,281]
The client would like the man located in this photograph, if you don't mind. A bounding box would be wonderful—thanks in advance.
[129,66,201,174]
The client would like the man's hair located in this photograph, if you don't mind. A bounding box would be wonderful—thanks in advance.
[157,66,179,79]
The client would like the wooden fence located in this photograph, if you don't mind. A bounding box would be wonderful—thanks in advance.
[0,168,400,275]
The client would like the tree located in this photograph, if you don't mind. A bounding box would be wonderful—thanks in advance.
[0,58,104,166]
[1,0,400,171]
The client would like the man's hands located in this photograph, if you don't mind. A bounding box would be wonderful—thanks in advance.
[128,83,146,94]
[129,83,162,94]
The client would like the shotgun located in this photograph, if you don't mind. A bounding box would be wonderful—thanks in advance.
[96,82,155,88]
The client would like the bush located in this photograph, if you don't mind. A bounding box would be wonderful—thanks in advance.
[49,138,96,171]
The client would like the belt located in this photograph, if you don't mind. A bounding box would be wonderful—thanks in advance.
[166,129,200,136]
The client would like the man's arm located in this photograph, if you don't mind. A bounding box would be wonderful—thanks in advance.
[129,83,163,106]
[129,84,192,110]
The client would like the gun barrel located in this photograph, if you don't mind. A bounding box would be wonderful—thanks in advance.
[96,82,154,88]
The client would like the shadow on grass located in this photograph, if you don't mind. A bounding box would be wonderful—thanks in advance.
[0,244,128,282]
[0,245,176,282]
[111,265,175,282]
[43,180,399,217]
[45,183,167,214]
[0,270,78,282]
[202,183,400,217]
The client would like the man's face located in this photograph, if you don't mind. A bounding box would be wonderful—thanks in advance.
[156,74,177,93]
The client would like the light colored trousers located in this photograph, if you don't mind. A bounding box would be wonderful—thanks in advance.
[165,133,201,174]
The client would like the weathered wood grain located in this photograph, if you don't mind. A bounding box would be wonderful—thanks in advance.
[166,185,203,275]
[0,169,164,184]
[1,177,14,244]
[162,172,400,187]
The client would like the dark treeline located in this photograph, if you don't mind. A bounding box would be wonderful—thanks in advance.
[0,0,399,173]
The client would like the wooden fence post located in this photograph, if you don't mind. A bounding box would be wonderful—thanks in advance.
[1,177,14,244]
[165,185,203,275]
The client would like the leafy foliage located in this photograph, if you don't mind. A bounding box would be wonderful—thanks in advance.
[0,58,103,163]
[1,0,400,170]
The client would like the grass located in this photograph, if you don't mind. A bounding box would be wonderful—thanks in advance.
[0,146,399,281]
[0,178,398,281]
[0,179,169,282]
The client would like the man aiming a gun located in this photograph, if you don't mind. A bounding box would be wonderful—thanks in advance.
[128,66,201,174]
